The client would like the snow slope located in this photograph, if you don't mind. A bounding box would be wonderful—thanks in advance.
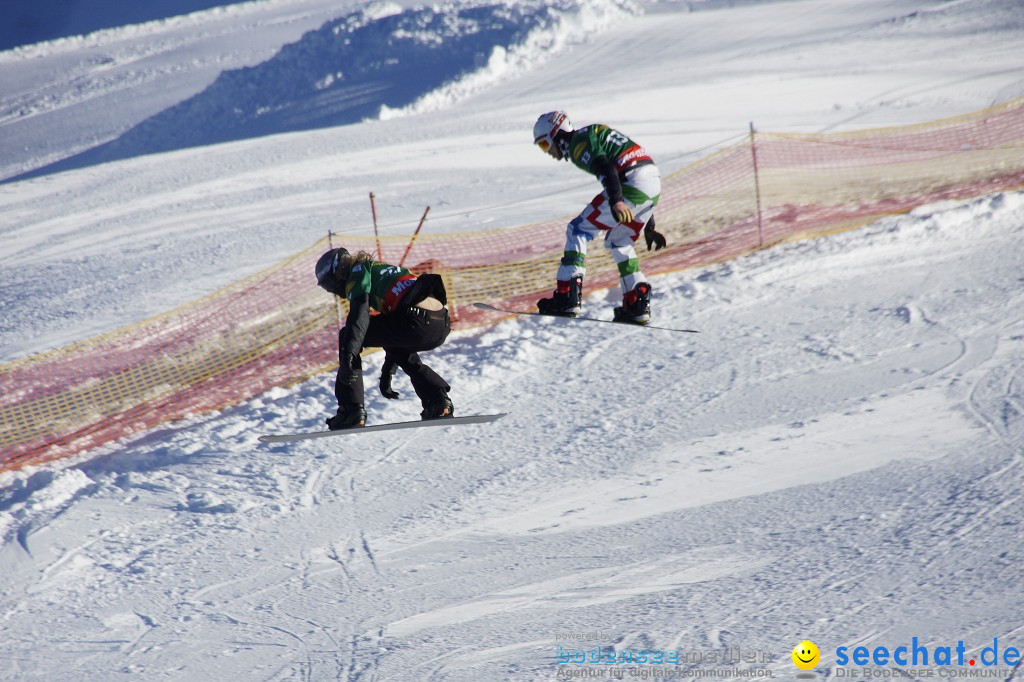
[1,0,1023,680]
[1,0,253,51]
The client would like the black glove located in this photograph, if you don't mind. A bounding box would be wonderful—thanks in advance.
[379,359,400,400]
[340,351,359,374]
[644,221,667,251]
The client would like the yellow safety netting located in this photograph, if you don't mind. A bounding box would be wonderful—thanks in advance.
[2,98,1023,470]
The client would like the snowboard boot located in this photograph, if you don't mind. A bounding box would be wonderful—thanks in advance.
[613,282,652,324]
[326,404,366,430]
[420,393,455,420]
[537,275,583,317]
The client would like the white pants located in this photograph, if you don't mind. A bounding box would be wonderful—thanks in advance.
[556,164,661,294]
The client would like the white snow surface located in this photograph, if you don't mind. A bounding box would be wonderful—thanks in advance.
[1,0,1024,680]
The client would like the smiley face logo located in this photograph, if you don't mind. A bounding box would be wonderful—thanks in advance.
[792,640,820,670]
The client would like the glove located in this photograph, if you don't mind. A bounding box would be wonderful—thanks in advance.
[340,351,359,374]
[644,222,667,251]
[611,201,634,225]
[379,359,400,400]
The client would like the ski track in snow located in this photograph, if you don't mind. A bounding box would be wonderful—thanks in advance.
[2,192,1023,680]
[1,0,1024,679]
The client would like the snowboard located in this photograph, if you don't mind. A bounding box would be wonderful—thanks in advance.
[258,413,507,444]
[472,302,700,333]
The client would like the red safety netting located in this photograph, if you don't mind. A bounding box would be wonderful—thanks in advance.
[3,98,1023,470]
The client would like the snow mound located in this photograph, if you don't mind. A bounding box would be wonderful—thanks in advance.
[26,0,635,178]
[379,0,635,119]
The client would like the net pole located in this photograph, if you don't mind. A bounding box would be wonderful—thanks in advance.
[327,230,343,326]
[369,192,382,259]
[399,206,431,268]
[749,122,765,247]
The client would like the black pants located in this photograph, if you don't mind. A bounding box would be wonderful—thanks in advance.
[335,307,451,408]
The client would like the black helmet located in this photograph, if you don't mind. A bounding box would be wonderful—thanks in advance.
[315,247,351,294]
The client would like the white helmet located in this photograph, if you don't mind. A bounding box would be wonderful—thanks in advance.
[533,111,573,156]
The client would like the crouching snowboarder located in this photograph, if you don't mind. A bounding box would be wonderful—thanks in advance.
[531,110,667,324]
[315,248,454,429]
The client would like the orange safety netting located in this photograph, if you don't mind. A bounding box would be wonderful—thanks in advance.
[3,98,1023,470]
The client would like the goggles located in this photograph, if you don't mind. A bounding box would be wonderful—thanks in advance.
[535,137,551,153]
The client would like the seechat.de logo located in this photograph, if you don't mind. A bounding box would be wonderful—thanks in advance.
[835,638,1022,667]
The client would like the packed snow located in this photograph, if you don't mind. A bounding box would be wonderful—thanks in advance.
[1,0,1023,680]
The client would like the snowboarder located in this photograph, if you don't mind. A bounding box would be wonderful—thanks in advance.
[315,248,454,429]
[532,111,667,323]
